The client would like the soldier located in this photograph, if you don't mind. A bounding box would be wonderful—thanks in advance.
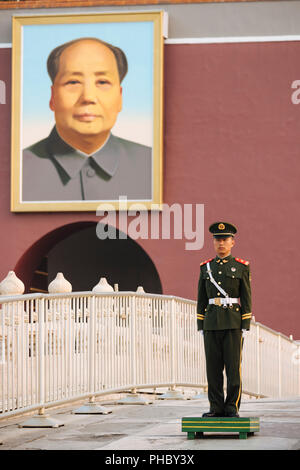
[197,222,252,418]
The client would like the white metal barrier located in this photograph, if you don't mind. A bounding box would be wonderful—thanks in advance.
[0,291,299,420]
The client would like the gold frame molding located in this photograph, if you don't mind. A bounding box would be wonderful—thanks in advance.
[11,11,164,212]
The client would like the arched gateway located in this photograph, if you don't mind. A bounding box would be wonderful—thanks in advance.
[14,222,162,294]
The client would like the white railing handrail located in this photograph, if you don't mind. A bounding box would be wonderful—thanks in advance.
[1,290,297,342]
[0,290,197,303]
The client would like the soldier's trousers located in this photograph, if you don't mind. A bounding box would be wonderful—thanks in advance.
[203,329,243,415]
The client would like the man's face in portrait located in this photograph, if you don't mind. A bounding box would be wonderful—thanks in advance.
[213,236,235,258]
[49,39,123,152]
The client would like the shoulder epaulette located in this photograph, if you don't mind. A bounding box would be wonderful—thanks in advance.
[200,258,214,266]
[235,257,250,266]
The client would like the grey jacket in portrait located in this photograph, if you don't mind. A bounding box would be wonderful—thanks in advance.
[22,127,152,201]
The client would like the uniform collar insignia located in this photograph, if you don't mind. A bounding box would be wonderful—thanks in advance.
[216,254,233,263]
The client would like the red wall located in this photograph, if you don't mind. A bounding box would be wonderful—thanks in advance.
[1,41,300,338]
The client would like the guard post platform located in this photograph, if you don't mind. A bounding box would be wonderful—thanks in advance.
[182,417,260,440]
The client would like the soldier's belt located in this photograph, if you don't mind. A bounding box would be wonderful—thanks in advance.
[209,297,239,307]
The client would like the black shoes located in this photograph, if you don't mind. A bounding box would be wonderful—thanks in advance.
[202,411,240,418]
[225,412,239,418]
[202,411,224,417]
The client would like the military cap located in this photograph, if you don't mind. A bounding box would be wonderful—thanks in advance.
[209,221,237,238]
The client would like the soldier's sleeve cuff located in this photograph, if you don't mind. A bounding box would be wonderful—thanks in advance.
[197,316,204,331]
[241,312,252,320]
[241,312,252,330]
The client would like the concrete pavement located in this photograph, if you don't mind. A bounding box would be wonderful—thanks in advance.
[0,393,300,451]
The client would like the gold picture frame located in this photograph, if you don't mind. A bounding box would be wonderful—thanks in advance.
[11,11,164,211]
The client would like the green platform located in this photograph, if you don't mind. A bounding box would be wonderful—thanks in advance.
[182,417,260,440]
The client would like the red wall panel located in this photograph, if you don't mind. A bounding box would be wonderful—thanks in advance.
[0,41,300,337]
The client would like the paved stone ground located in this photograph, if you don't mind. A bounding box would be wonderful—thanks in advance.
[0,394,300,451]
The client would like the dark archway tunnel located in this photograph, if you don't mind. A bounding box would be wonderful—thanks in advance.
[15,222,162,295]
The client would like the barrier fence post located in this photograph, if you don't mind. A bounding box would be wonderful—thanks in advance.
[38,297,45,408]
[131,294,137,387]
[118,294,152,404]
[19,297,64,427]
[256,324,260,398]
[73,295,111,414]
[171,298,175,385]
[160,298,184,400]
[89,294,95,397]
[278,334,282,398]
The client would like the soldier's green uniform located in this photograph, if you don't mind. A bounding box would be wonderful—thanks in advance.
[197,222,252,417]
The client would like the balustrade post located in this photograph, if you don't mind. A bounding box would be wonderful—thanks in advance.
[131,294,137,387]
[159,298,184,400]
[38,297,45,407]
[89,295,96,396]
[48,272,72,294]
[256,324,260,398]
[170,298,176,386]
[118,294,152,404]
[73,295,111,414]
[19,298,64,427]
[0,271,25,297]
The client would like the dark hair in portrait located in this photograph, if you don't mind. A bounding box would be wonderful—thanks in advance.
[47,37,128,83]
